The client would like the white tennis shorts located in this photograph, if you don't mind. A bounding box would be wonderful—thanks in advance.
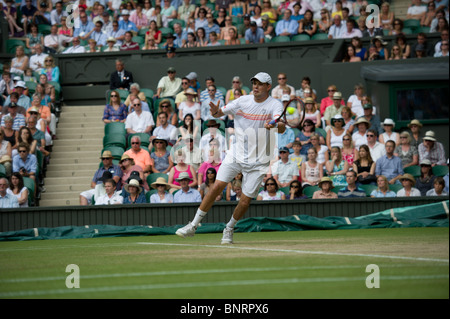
[216,154,270,198]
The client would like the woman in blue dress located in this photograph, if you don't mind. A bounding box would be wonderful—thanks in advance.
[296,119,317,156]
[150,137,173,174]
[102,90,128,124]
[122,179,147,204]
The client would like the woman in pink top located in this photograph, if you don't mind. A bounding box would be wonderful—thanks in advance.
[197,145,222,183]
[168,149,198,192]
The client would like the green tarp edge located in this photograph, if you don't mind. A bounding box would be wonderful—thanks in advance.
[0,201,448,241]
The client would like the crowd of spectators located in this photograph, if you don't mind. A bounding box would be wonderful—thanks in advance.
[1,1,449,208]
[1,31,60,207]
[71,58,449,207]
[1,0,448,58]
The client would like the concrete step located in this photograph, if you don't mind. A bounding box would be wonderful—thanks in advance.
[46,158,100,166]
[57,116,104,124]
[53,138,103,146]
[57,122,107,129]
[61,105,106,112]
[49,145,105,152]
[49,150,100,160]
[45,169,95,178]
[55,133,104,140]
[43,176,93,185]
[55,127,104,135]
[44,184,90,193]
[39,104,106,207]
[39,196,81,207]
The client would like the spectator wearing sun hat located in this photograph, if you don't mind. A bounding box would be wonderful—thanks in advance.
[119,153,147,191]
[312,177,338,199]
[118,10,138,33]
[150,177,173,204]
[415,159,436,196]
[323,92,345,127]
[103,37,119,52]
[379,118,400,146]
[173,172,202,203]
[397,173,421,197]
[122,179,147,204]
[407,119,423,148]
[418,131,447,166]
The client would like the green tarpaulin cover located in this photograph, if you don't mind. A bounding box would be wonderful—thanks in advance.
[0,201,448,241]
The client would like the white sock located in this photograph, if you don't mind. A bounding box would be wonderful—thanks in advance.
[191,209,207,227]
[226,216,238,229]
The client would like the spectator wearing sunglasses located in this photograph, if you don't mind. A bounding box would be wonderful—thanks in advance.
[287,180,307,200]
[257,177,286,200]
[123,136,152,176]
[125,98,155,135]
[154,67,182,99]
[103,90,128,124]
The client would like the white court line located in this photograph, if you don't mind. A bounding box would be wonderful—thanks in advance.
[136,242,450,263]
[0,274,448,298]
[1,264,425,284]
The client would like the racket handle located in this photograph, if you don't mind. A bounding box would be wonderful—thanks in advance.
[269,119,277,125]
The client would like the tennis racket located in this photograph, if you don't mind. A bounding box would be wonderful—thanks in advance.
[269,97,306,130]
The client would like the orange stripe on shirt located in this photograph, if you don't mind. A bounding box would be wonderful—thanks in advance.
[236,110,274,121]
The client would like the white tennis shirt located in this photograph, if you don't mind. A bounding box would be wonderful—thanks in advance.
[222,95,283,164]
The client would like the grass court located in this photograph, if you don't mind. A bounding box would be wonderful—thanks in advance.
[0,227,448,299]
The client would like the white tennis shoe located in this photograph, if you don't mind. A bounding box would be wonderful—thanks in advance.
[221,227,234,244]
[175,222,197,238]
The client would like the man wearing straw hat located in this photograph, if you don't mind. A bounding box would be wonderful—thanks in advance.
[323,92,345,127]
[119,153,148,191]
[418,131,446,166]
[173,172,201,203]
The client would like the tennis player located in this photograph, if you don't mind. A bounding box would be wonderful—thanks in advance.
[176,72,285,244]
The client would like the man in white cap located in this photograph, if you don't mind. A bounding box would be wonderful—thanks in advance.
[418,131,446,166]
[2,86,31,112]
[176,72,284,244]
[118,9,138,33]
[173,172,202,203]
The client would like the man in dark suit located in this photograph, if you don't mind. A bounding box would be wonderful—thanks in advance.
[109,59,134,90]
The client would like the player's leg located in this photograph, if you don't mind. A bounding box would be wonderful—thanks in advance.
[176,160,239,238]
[175,180,228,238]
[221,193,252,244]
[221,163,268,244]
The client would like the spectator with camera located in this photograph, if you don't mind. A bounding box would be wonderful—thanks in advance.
[12,142,37,182]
